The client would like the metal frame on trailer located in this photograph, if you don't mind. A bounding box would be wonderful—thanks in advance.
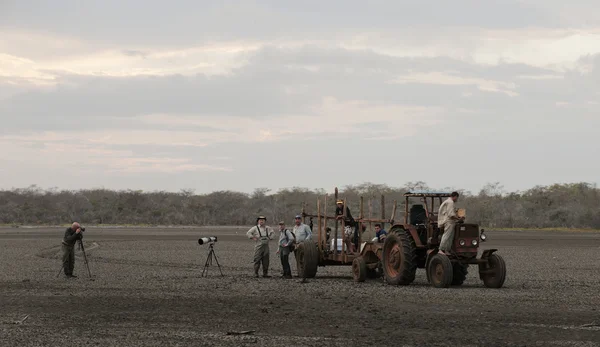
[300,187,398,266]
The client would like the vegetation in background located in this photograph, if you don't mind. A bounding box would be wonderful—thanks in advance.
[1,182,599,229]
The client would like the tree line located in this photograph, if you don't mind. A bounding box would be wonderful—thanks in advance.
[0,181,599,229]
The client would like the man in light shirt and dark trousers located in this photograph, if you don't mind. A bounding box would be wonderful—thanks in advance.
[292,215,312,278]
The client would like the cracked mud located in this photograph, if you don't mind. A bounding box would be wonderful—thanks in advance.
[1,227,599,346]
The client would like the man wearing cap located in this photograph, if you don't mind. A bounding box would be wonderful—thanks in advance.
[276,221,294,279]
[292,215,312,277]
[246,216,275,277]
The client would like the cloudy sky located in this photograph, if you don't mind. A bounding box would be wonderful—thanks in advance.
[1,1,599,195]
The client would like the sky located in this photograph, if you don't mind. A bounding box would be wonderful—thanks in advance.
[1,0,599,195]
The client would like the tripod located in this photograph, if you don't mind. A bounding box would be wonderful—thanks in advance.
[56,238,92,278]
[202,242,223,277]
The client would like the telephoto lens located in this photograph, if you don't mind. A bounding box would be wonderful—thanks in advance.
[198,236,217,245]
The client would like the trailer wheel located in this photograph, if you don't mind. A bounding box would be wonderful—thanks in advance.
[480,253,506,288]
[352,256,367,282]
[382,226,417,285]
[427,253,453,288]
[301,239,319,278]
[452,263,469,286]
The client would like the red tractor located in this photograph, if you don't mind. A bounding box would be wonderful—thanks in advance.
[381,191,506,288]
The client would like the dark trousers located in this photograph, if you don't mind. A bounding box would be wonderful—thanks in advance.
[280,250,291,276]
[62,244,75,275]
[352,226,359,249]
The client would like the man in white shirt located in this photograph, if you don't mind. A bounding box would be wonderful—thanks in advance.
[437,192,464,254]
[246,216,275,277]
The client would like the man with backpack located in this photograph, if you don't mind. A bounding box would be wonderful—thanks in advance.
[276,221,295,279]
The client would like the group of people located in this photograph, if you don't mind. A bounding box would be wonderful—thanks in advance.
[246,214,312,279]
[246,199,392,279]
[59,193,463,279]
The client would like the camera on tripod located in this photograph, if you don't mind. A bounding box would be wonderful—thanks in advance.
[198,236,217,245]
[197,236,223,276]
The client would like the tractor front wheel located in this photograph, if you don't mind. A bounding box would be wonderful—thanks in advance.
[427,253,453,288]
[382,226,417,285]
[480,253,506,288]
[352,256,367,282]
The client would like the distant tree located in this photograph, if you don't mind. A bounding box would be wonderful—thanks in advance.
[0,181,598,229]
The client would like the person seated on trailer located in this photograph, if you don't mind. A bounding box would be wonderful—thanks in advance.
[409,204,427,225]
[374,223,387,243]
[335,199,357,253]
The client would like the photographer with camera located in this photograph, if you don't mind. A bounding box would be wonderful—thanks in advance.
[61,222,84,278]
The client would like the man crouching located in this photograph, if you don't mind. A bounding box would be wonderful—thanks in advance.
[61,222,83,278]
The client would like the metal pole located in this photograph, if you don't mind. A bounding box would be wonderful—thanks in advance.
[334,187,338,258]
[317,198,322,251]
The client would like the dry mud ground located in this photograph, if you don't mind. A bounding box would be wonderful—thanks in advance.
[1,227,599,347]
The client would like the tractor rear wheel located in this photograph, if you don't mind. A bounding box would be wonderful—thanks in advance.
[452,263,469,286]
[382,226,417,285]
[301,239,319,278]
[352,256,367,282]
[480,253,506,288]
[427,253,453,288]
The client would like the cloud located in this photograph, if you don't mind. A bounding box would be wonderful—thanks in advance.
[1,1,599,192]
[0,137,231,175]
[389,71,519,97]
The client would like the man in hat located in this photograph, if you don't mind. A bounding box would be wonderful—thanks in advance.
[246,216,275,277]
[335,200,357,253]
[276,221,294,279]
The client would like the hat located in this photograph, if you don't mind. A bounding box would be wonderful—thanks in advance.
[336,199,344,204]
[295,215,302,219]
[278,221,284,225]
[257,216,267,221]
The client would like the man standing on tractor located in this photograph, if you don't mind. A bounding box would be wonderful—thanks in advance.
[292,215,312,277]
[336,200,357,253]
[246,216,275,278]
[437,192,464,254]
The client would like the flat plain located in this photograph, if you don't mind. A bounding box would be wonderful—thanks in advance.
[1,226,599,346]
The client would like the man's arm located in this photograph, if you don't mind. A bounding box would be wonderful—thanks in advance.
[246,226,257,240]
[305,225,312,239]
[268,226,275,239]
[64,229,80,243]
[447,201,460,220]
